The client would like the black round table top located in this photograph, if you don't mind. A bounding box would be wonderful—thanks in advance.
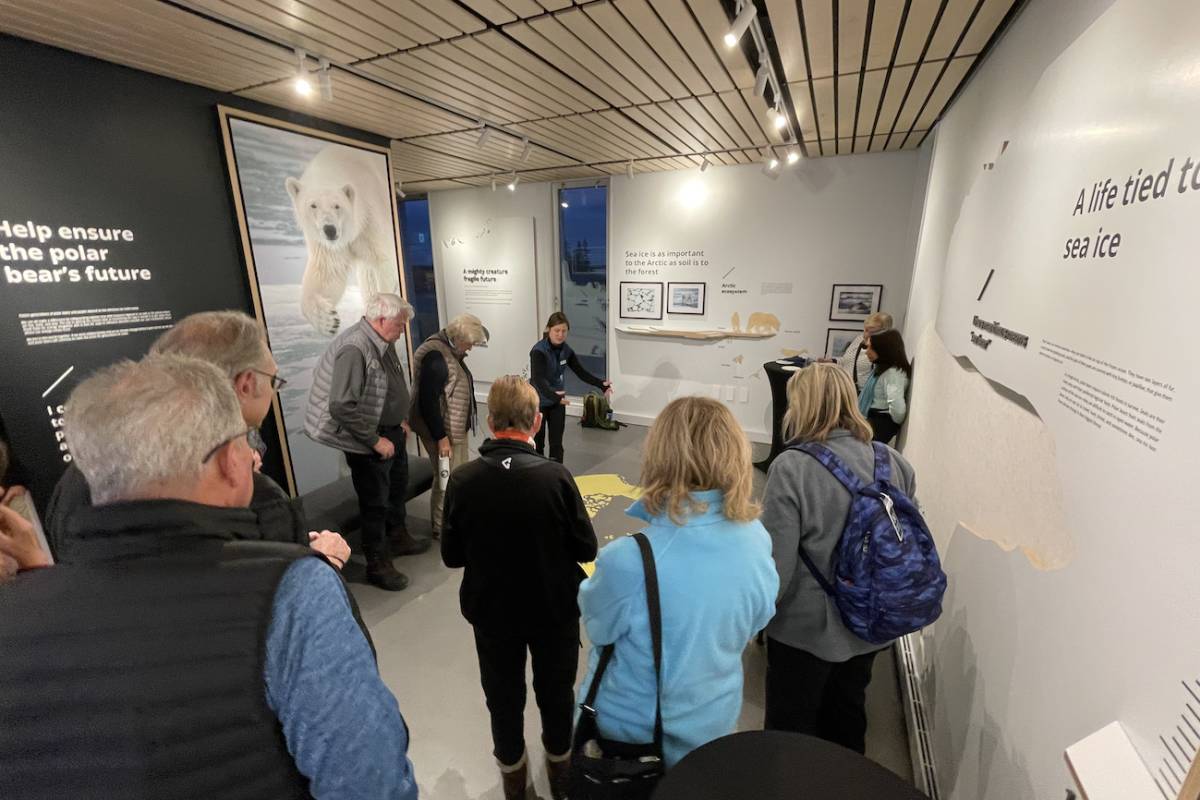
[651,731,926,800]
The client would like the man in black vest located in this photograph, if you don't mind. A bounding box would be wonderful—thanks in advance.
[442,375,598,800]
[0,355,417,800]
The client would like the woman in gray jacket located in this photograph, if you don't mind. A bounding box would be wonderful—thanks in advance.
[759,363,917,753]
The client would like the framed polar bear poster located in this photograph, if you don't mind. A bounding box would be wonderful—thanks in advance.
[218,107,411,497]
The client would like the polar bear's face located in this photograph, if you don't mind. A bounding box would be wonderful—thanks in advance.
[286,178,357,251]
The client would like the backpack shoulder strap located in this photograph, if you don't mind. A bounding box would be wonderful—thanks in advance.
[787,442,866,494]
[871,441,893,483]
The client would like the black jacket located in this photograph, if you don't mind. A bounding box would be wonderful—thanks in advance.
[441,439,598,633]
[0,500,319,800]
[45,463,308,560]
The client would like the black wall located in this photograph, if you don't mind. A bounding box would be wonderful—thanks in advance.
[0,34,389,510]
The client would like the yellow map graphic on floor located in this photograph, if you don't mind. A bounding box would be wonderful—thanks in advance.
[573,474,642,576]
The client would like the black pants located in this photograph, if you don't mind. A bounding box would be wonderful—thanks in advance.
[473,621,580,766]
[763,637,879,754]
[868,410,901,444]
[533,403,566,463]
[344,425,408,561]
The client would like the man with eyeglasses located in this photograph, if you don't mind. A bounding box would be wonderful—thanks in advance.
[306,293,428,592]
[0,355,417,799]
[43,311,347,566]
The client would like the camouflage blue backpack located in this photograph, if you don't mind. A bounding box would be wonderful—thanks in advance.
[788,441,947,645]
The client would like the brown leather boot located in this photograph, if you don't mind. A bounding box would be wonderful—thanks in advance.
[498,752,528,800]
[545,750,571,800]
[387,525,432,557]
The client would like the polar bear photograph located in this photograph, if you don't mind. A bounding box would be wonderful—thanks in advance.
[224,116,407,494]
[286,144,400,336]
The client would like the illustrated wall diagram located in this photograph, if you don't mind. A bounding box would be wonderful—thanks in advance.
[904,1,1200,795]
[437,216,539,386]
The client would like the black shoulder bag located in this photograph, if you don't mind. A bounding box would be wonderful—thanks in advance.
[569,532,665,799]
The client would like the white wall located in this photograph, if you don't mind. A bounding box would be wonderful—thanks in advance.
[428,181,556,391]
[901,0,1200,797]
[607,154,921,440]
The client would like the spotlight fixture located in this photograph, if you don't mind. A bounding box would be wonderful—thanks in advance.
[318,57,333,101]
[395,180,406,199]
[507,172,519,191]
[762,150,781,179]
[626,160,634,180]
[293,48,312,97]
[769,105,788,131]
[786,148,801,165]
[520,137,531,163]
[754,65,770,98]
[723,2,756,48]
[476,125,493,148]
[490,174,497,192]
[700,158,711,173]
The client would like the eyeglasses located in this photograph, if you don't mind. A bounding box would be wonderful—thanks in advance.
[251,369,288,391]
[202,427,259,464]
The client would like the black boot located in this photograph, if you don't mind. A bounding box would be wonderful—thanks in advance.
[388,525,432,557]
[365,556,409,591]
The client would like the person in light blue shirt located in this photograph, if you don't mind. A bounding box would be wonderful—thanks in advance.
[266,557,418,800]
[577,396,779,767]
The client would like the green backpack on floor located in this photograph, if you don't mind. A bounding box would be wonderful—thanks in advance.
[581,392,620,431]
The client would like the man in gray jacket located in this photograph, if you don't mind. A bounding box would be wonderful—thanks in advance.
[306,293,428,591]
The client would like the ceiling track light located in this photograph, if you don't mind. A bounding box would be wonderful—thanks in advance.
[762,149,781,179]
[626,160,634,180]
[724,1,757,48]
[770,105,788,131]
[786,147,801,166]
[318,57,333,101]
[520,137,531,163]
[700,157,710,173]
[507,172,519,191]
[490,174,497,192]
[394,180,406,199]
[476,125,493,149]
[293,48,312,97]
[754,65,770,98]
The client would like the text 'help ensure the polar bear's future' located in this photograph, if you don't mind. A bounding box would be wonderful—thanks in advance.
[1,219,152,284]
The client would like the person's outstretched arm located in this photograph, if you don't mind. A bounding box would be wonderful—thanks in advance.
[265,558,418,800]
[566,351,607,391]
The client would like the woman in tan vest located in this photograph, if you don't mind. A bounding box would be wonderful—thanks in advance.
[409,314,488,536]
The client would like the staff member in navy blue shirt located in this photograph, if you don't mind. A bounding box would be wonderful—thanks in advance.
[528,312,611,463]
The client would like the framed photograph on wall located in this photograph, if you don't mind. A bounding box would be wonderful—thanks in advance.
[829,283,883,322]
[619,281,663,320]
[666,282,706,315]
[825,328,862,359]
[217,106,411,496]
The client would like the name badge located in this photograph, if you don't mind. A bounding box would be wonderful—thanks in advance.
[559,359,567,365]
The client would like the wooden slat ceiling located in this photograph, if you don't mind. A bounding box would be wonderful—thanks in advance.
[1,0,1021,191]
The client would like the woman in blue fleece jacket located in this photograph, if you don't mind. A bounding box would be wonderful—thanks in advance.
[577,396,779,767]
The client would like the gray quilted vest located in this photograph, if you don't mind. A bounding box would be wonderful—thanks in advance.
[305,318,390,454]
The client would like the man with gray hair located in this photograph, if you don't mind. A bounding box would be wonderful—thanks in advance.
[43,311,337,561]
[0,355,417,799]
[306,293,427,592]
[829,311,894,393]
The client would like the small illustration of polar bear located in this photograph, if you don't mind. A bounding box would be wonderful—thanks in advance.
[286,145,399,336]
[745,312,781,334]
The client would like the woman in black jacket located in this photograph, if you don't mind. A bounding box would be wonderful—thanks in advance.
[528,312,611,463]
[441,375,599,800]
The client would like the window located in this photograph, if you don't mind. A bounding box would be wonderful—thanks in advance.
[557,184,608,396]
[398,196,440,345]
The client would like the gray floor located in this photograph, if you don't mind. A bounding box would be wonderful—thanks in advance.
[348,413,913,799]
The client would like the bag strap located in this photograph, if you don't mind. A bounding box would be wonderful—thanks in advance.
[870,441,892,483]
[631,532,664,750]
[786,442,866,494]
[578,533,664,752]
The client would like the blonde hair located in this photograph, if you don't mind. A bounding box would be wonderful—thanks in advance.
[445,314,488,348]
[487,376,538,432]
[640,397,758,524]
[782,363,873,444]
